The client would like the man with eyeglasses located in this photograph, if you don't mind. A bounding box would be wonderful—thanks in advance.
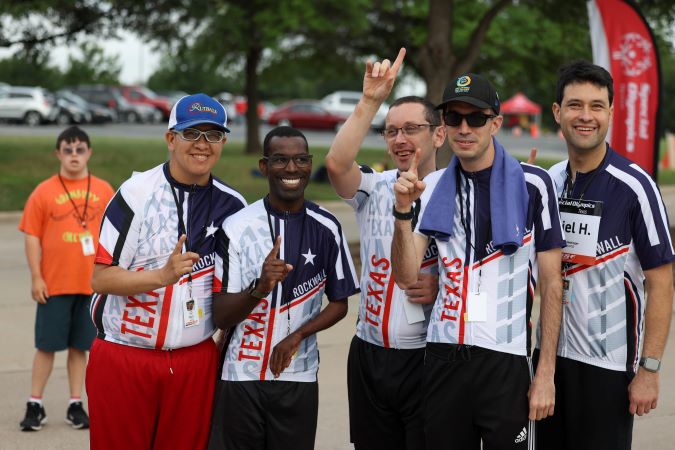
[87,93,246,450]
[208,126,359,450]
[325,48,445,450]
[19,126,114,432]
[391,73,565,449]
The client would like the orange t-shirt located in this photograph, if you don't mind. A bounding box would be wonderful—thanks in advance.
[19,174,115,296]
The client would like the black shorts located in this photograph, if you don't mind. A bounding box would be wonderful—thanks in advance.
[533,351,634,450]
[347,335,425,450]
[423,343,534,450]
[35,294,96,352]
[208,380,318,450]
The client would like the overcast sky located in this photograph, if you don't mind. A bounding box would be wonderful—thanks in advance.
[0,30,160,85]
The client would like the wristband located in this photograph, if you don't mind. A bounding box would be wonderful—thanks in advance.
[392,205,414,220]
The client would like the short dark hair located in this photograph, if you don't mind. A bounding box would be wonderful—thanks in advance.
[55,126,91,150]
[556,60,614,105]
[388,96,441,126]
[263,126,309,156]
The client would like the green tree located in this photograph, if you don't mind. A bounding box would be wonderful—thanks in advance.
[61,42,122,87]
[108,0,370,153]
[0,51,62,89]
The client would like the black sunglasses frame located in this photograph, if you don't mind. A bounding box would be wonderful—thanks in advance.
[443,111,497,128]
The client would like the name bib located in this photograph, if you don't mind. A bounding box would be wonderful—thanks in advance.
[559,198,603,266]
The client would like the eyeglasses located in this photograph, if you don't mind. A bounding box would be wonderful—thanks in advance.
[174,128,227,143]
[60,146,88,155]
[263,154,313,169]
[443,111,496,128]
[380,124,438,140]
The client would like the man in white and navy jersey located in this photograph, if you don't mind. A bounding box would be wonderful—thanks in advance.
[325,48,444,450]
[87,93,246,450]
[208,126,359,450]
[392,73,565,449]
[534,60,674,450]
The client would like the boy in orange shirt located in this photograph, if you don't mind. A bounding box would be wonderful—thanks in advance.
[18,126,114,432]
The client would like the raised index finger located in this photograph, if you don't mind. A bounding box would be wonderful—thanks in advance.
[390,47,406,75]
[409,148,421,176]
[267,235,282,260]
[172,234,187,256]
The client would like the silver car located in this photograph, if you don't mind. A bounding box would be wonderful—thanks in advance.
[0,86,58,126]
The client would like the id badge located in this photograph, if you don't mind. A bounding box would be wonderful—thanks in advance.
[183,298,200,327]
[562,278,573,305]
[466,291,487,322]
[558,198,603,265]
[80,232,95,256]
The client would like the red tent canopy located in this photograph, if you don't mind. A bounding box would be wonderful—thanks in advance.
[500,92,541,115]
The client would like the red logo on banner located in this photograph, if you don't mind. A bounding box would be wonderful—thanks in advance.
[589,0,660,175]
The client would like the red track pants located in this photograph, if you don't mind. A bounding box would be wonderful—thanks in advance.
[86,338,218,450]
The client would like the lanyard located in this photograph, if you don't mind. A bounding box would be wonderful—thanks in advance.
[169,182,213,286]
[264,196,307,336]
[562,148,608,200]
[58,173,90,230]
[456,166,484,293]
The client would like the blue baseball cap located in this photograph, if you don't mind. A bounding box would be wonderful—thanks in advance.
[167,93,230,132]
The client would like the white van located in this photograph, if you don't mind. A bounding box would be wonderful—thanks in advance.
[321,91,389,129]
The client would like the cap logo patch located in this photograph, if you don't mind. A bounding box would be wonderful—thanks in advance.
[189,102,218,115]
[455,75,471,93]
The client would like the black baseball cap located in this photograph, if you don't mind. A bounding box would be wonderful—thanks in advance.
[436,73,500,115]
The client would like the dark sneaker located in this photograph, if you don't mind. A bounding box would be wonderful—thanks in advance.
[20,402,47,431]
[65,401,89,429]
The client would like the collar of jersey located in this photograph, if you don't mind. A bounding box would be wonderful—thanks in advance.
[263,195,307,219]
[163,162,212,191]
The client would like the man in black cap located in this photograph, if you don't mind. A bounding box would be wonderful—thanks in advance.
[391,73,565,449]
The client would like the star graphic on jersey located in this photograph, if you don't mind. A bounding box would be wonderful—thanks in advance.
[205,221,218,238]
[302,248,316,265]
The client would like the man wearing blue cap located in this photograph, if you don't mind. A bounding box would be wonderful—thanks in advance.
[87,93,247,450]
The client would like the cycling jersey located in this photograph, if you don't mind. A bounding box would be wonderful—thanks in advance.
[417,163,565,356]
[92,162,246,350]
[215,198,359,382]
[543,147,674,373]
[346,167,438,349]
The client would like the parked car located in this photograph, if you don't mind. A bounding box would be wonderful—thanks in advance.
[321,90,389,128]
[156,90,189,106]
[70,85,157,123]
[0,86,57,126]
[214,91,239,124]
[56,90,116,124]
[53,95,91,125]
[267,100,347,131]
[119,85,172,120]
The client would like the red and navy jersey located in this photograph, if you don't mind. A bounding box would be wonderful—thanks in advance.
[418,163,565,356]
[345,167,438,349]
[542,147,675,373]
[215,198,359,382]
[91,162,246,350]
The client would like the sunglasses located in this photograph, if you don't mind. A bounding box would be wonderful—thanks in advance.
[60,146,88,155]
[443,111,496,128]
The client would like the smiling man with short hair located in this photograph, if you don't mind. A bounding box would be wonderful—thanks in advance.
[87,94,246,450]
[208,126,359,450]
